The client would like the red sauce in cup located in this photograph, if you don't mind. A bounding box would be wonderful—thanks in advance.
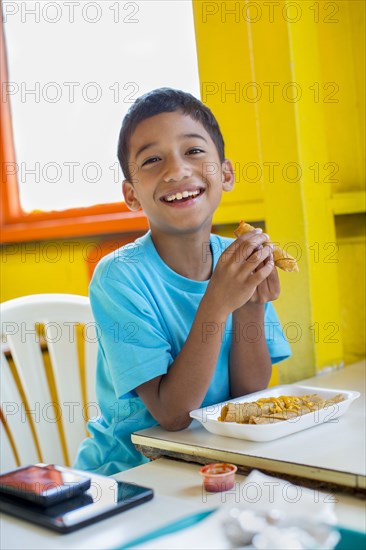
[199,463,237,492]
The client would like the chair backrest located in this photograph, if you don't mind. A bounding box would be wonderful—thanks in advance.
[0,293,99,472]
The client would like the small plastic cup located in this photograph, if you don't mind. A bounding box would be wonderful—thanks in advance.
[199,463,237,492]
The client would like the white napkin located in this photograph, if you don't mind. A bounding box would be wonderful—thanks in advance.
[131,470,338,549]
[230,470,337,525]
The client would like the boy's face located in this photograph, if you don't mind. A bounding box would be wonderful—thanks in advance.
[122,111,234,238]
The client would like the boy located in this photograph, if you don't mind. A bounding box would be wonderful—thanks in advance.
[74,88,291,475]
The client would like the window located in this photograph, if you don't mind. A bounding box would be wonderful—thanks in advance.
[1,1,200,241]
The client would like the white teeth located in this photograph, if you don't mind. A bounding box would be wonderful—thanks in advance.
[165,190,200,202]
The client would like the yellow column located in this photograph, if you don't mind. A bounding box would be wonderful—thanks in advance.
[243,1,344,380]
[192,1,345,381]
[192,0,265,223]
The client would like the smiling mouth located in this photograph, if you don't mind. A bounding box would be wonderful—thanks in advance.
[161,188,205,203]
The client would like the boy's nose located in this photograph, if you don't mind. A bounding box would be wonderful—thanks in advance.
[163,156,192,183]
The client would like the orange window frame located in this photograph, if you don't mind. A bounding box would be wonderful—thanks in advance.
[0,22,148,244]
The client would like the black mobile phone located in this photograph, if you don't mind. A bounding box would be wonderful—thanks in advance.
[0,475,154,534]
[0,464,91,507]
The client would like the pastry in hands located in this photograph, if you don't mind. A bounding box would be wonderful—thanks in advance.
[234,220,299,272]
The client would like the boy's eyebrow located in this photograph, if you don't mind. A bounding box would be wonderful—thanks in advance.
[134,134,208,160]
[182,133,208,143]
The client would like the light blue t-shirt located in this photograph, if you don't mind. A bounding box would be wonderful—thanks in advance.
[74,232,291,475]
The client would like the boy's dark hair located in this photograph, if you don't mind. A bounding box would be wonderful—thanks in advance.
[117,87,225,181]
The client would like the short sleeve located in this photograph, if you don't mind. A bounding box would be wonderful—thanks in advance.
[264,303,292,364]
[90,264,173,399]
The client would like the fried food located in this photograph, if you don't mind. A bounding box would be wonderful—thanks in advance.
[234,220,299,272]
[218,393,345,424]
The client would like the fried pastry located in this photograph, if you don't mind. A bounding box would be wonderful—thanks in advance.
[234,220,299,272]
[219,393,345,424]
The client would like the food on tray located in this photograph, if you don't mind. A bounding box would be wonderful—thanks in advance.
[218,393,345,424]
[234,220,299,272]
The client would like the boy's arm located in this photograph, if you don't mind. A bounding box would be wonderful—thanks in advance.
[229,255,281,397]
[135,231,274,431]
[229,304,272,397]
[135,295,228,431]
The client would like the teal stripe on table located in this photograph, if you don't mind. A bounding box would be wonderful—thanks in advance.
[336,526,366,550]
[117,511,366,550]
[117,508,217,549]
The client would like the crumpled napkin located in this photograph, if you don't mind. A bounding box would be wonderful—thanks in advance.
[129,470,339,549]
[228,469,337,524]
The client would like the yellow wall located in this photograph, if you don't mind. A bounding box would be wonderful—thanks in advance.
[335,214,366,365]
[193,0,365,381]
[1,1,365,384]
[1,241,90,300]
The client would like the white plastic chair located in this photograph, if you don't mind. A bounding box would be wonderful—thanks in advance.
[0,294,99,472]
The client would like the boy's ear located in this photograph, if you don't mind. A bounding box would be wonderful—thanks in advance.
[221,159,235,192]
[122,180,141,211]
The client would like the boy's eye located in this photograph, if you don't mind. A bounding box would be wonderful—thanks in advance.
[141,156,160,167]
[187,148,204,155]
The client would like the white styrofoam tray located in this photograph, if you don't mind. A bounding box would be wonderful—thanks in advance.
[189,384,360,442]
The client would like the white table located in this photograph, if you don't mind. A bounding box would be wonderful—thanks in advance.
[1,458,365,549]
[1,362,365,548]
[132,362,366,491]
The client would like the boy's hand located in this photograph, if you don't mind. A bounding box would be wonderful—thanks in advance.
[248,252,280,304]
[207,230,276,315]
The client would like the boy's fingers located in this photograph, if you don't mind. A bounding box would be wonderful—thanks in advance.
[224,230,270,257]
[242,234,272,261]
[229,229,260,250]
[245,242,272,265]
[251,253,275,281]
[219,230,260,264]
